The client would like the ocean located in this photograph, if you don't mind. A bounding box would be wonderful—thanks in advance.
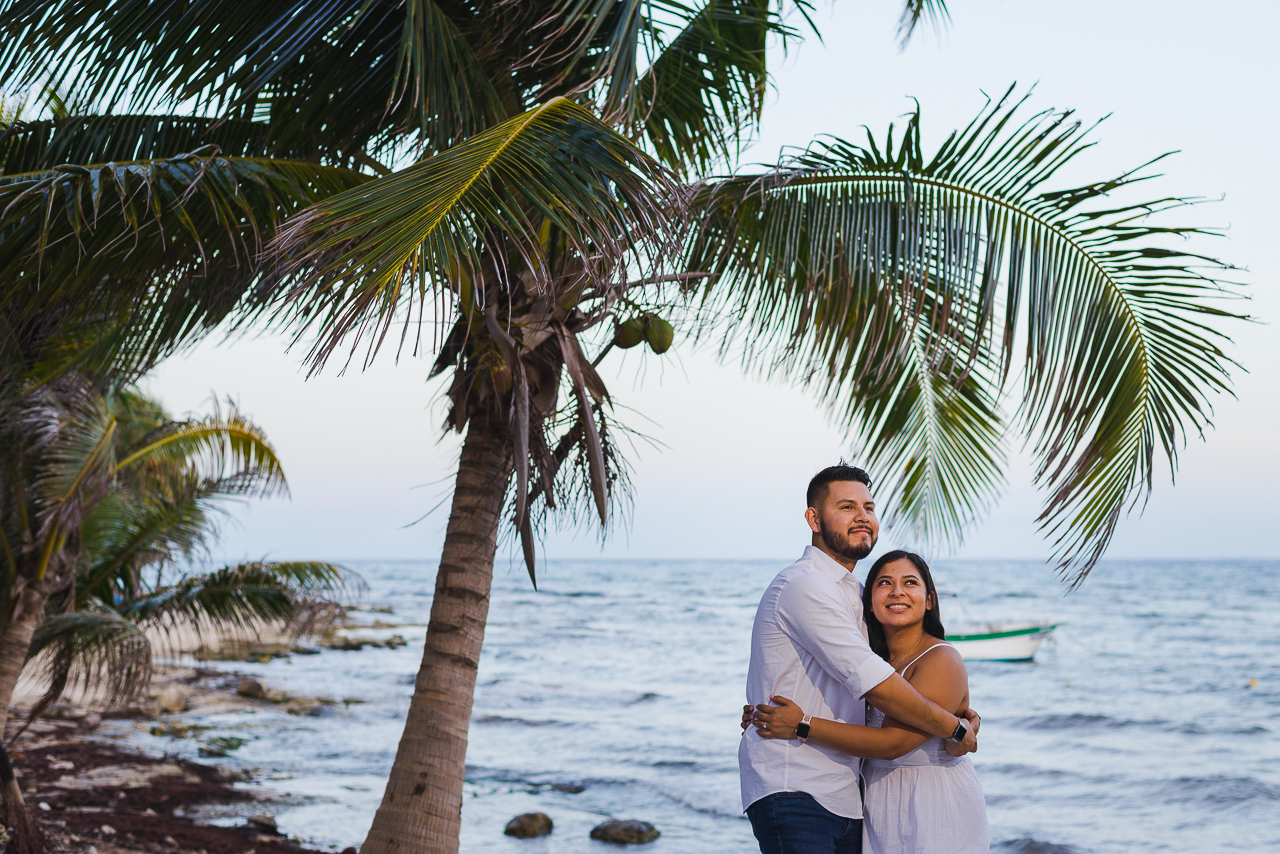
[120,557,1280,853]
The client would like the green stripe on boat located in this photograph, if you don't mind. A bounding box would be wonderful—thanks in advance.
[948,624,1059,641]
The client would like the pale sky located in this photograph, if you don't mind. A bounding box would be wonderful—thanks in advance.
[147,0,1279,570]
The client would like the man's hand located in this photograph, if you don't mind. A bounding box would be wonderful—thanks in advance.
[944,709,980,756]
[740,705,753,732]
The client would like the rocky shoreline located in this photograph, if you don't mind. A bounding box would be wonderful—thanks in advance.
[8,664,359,854]
[11,620,668,853]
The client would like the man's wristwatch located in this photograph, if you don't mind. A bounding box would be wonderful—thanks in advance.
[795,714,812,742]
[946,718,968,744]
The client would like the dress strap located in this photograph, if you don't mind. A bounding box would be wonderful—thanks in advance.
[903,641,954,672]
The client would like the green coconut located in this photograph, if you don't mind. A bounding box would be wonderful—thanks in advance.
[643,316,674,354]
[614,318,644,349]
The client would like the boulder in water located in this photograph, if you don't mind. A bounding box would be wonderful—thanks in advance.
[156,684,189,713]
[248,814,280,834]
[504,812,553,838]
[237,679,266,699]
[590,820,660,844]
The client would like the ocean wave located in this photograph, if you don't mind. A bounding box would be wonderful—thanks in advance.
[1153,774,1280,805]
[994,838,1090,854]
[1012,713,1166,730]
[984,763,1072,780]
[463,767,627,792]
[1171,722,1272,736]
[476,678,664,706]
[472,714,567,727]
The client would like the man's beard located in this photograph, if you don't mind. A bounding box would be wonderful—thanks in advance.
[820,519,877,561]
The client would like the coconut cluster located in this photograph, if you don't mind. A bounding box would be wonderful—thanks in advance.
[613,316,673,354]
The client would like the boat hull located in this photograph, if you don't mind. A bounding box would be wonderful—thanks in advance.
[948,622,1057,661]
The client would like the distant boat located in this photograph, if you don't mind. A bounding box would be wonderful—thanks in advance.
[947,621,1058,661]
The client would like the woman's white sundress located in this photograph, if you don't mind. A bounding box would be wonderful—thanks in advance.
[861,643,989,854]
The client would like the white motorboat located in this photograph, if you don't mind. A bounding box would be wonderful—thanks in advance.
[947,621,1058,661]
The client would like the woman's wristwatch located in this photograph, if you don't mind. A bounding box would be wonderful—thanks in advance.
[795,714,813,742]
[946,718,968,743]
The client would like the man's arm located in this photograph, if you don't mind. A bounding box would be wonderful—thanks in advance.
[776,571,898,700]
[864,675,977,752]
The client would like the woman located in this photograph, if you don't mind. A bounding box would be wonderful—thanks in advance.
[745,550,988,854]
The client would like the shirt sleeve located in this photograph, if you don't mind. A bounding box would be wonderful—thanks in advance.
[776,570,896,699]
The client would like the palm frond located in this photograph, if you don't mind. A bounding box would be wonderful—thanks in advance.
[530,0,652,121]
[896,0,950,48]
[106,386,172,450]
[391,0,507,151]
[0,87,26,123]
[506,394,640,587]
[119,560,357,637]
[115,402,288,499]
[852,323,1007,547]
[688,87,1243,580]
[262,97,681,373]
[25,380,119,555]
[20,561,354,726]
[0,149,369,376]
[0,0,500,158]
[76,475,217,607]
[0,1,360,113]
[635,0,790,173]
[24,561,353,719]
[0,114,294,174]
[24,607,151,714]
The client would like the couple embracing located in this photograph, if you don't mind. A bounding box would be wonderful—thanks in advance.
[739,464,989,854]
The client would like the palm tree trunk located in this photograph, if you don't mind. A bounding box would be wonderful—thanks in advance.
[0,589,46,734]
[361,413,513,854]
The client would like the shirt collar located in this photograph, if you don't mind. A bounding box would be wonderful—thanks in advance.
[803,544,857,584]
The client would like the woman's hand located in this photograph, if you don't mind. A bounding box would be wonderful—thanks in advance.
[943,708,981,756]
[751,695,804,739]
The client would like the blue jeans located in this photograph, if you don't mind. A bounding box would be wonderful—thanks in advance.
[746,792,862,854]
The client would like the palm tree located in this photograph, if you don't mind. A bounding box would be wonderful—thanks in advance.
[0,45,371,736]
[0,378,348,731]
[0,2,1245,851]
[15,387,351,733]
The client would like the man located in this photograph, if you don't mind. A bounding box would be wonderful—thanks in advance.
[740,464,979,854]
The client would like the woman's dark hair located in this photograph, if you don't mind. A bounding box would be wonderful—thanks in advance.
[861,550,946,662]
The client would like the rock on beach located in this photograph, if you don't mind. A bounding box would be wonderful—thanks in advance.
[156,684,190,712]
[589,820,660,844]
[236,678,266,699]
[504,812,553,838]
[248,814,280,834]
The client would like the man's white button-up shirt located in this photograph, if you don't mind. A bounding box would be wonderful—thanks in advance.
[739,545,896,819]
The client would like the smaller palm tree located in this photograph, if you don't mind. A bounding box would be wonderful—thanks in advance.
[0,382,351,733]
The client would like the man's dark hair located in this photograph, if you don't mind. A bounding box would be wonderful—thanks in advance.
[806,463,873,509]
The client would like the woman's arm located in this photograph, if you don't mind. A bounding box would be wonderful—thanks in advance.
[750,696,924,759]
[872,646,969,755]
[751,645,970,761]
